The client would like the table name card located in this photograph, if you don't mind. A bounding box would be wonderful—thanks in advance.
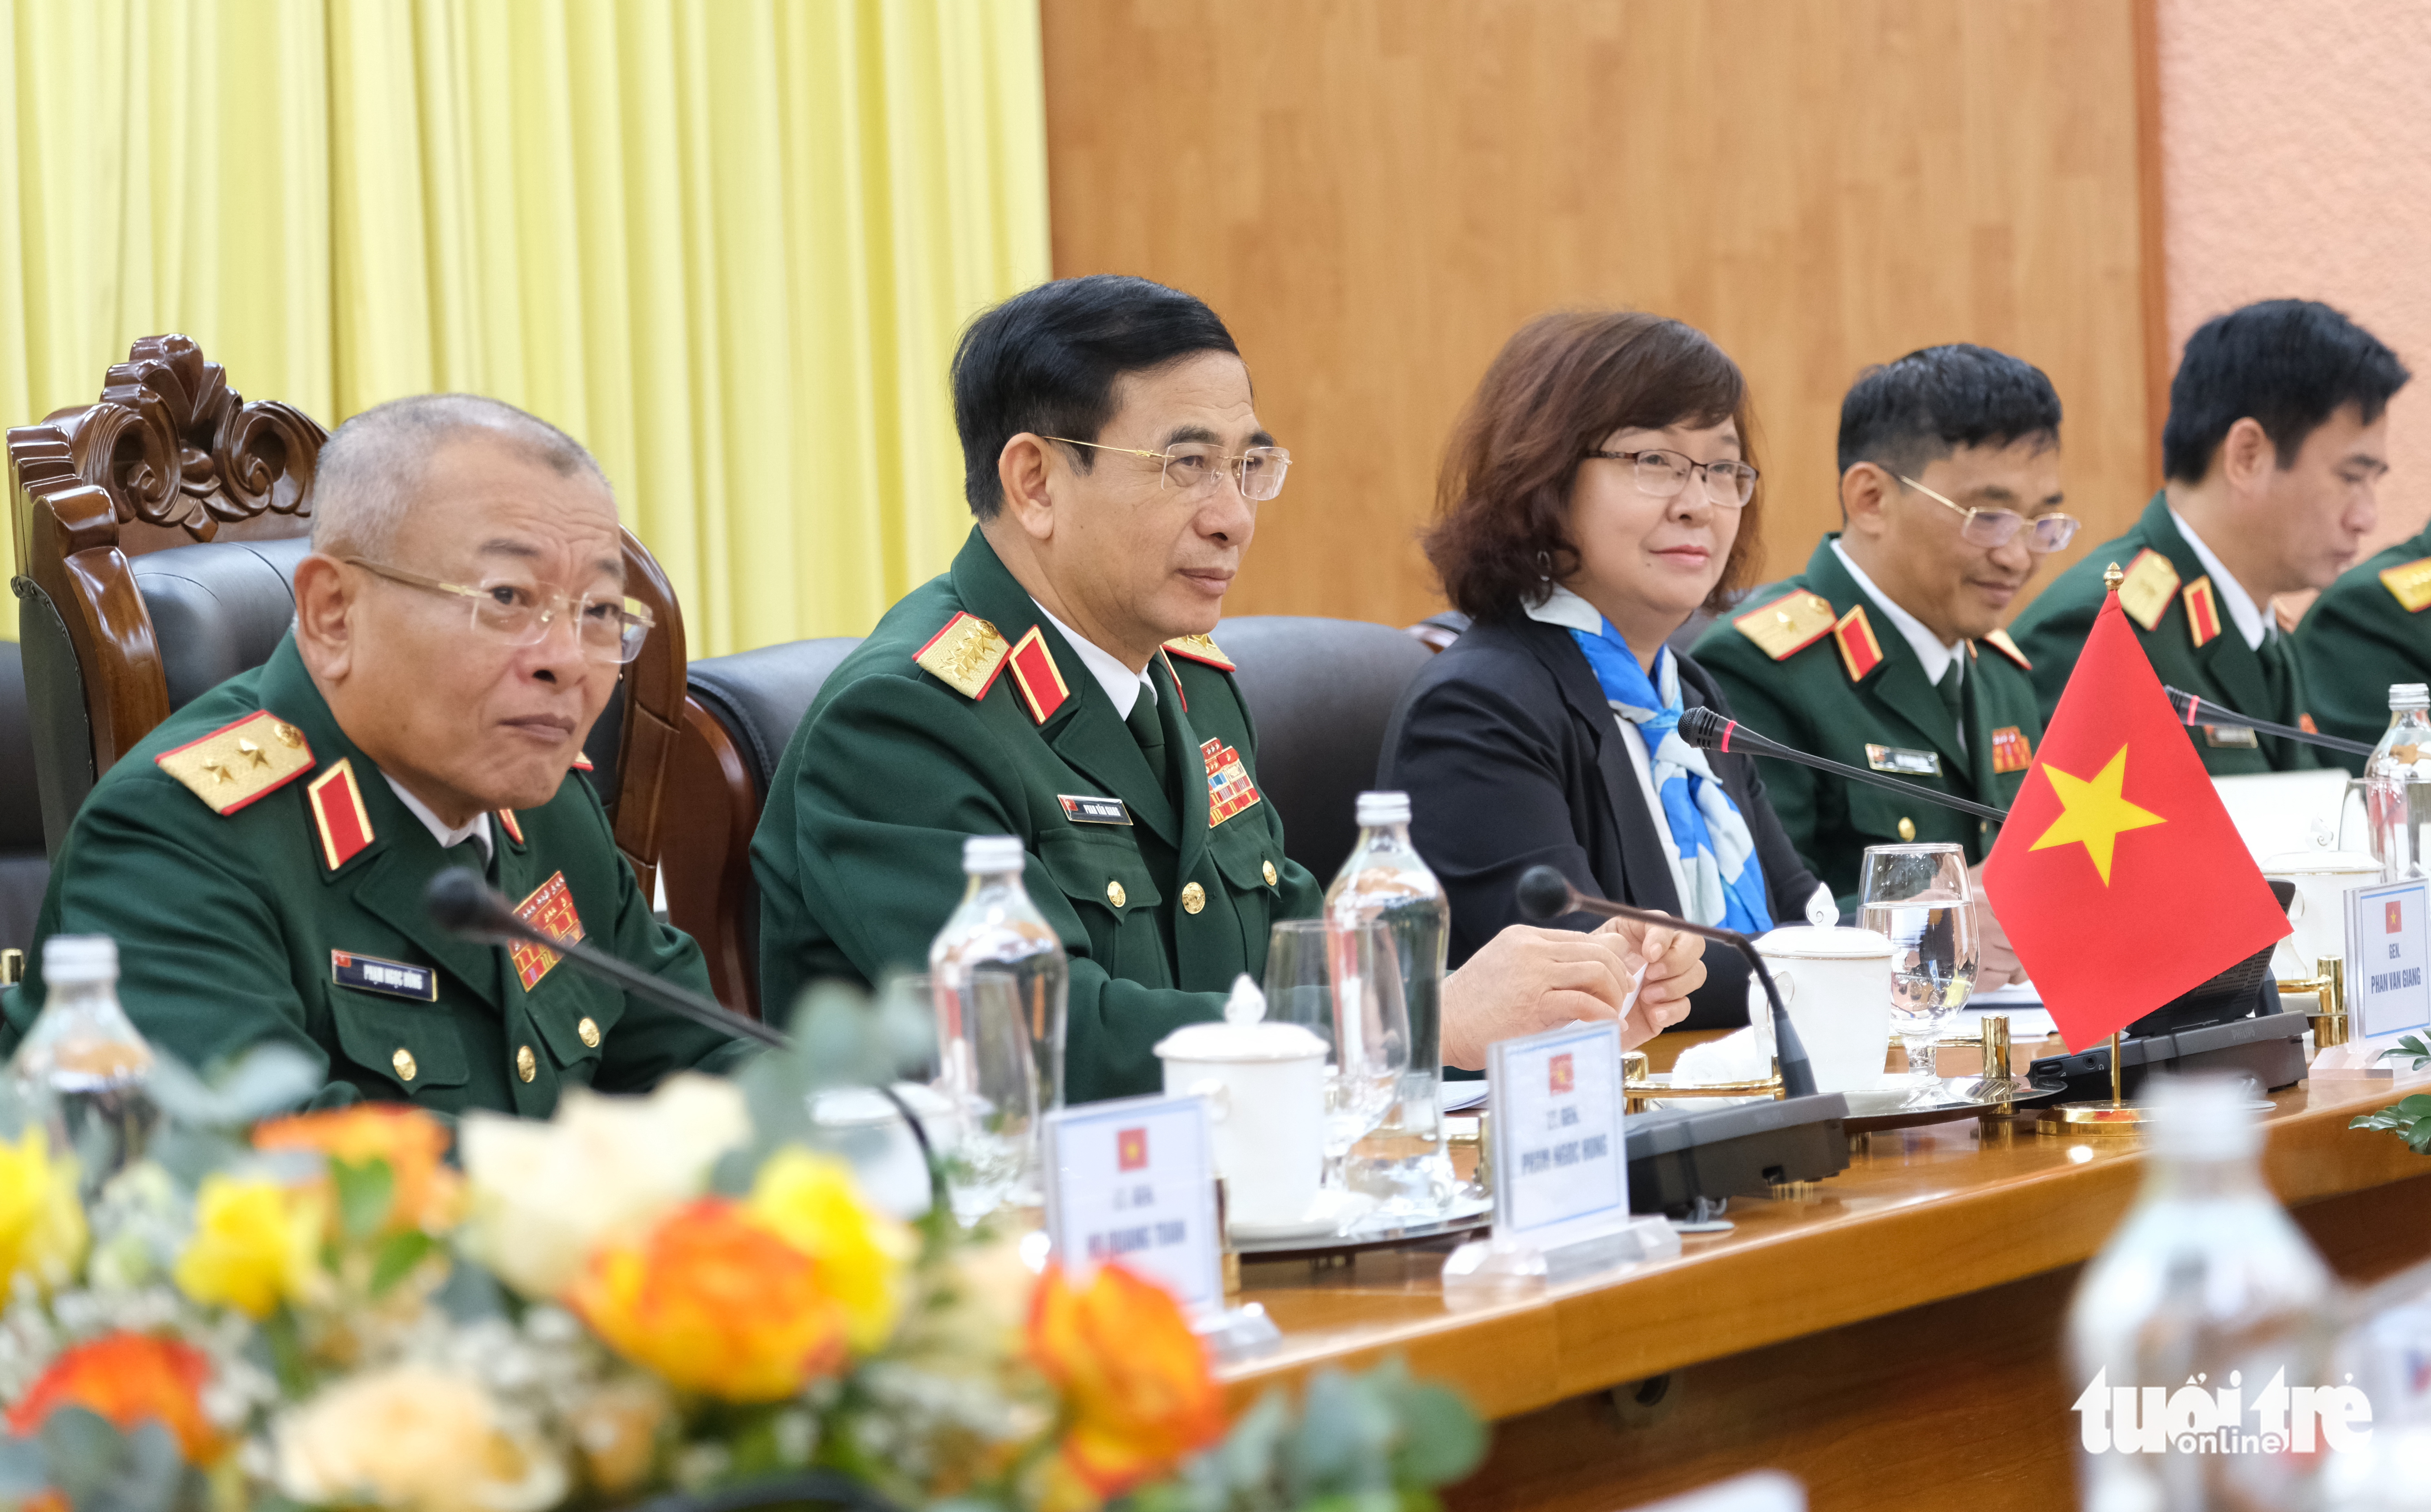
[2347,877,2431,1041]
[1488,1019,1631,1250]
[1042,1092,1222,1316]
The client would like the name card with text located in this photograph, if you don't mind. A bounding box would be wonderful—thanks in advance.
[2349,877,2431,1041]
[1042,1092,1221,1316]
[1486,1020,1630,1252]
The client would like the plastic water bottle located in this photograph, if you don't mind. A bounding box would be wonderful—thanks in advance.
[2067,1077,2338,1512]
[2366,683,2431,884]
[1326,791,1454,1218]
[9,936,158,1196]
[929,836,1068,1217]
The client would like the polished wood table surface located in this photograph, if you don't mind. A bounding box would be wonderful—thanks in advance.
[1221,1058,2431,1512]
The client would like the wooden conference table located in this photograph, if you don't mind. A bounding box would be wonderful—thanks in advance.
[1221,1039,2431,1512]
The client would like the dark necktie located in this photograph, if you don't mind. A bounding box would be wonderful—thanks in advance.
[1126,685,1165,768]
[445,836,491,884]
[1935,661,1963,727]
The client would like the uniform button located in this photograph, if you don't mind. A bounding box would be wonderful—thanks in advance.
[1106,880,1127,909]
[578,1016,602,1048]
[1898,817,1916,841]
[1980,820,1992,834]
[517,1044,537,1082]
[1181,882,1207,914]
[392,1048,417,1083]
[1262,860,1278,887]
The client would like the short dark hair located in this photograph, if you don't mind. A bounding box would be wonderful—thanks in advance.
[1426,311,1761,621]
[950,274,1241,519]
[2161,299,2410,484]
[1836,344,2062,479]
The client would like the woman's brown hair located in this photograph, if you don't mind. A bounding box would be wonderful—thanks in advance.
[1425,311,1763,621]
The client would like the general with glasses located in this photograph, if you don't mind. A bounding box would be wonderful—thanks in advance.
[1694,343,2071,982]
[1,395,753,1115]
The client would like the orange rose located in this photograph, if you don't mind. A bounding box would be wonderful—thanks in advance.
[254,1105,461,1234]
[8,1333,223,1463]
[1027,1264,1223,1510]
[566,1199,848,1403]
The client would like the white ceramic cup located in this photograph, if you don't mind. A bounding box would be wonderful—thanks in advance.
[1746,925,1895,1094]
[2262,849,2379,974]
[1154,1018,1327,1227]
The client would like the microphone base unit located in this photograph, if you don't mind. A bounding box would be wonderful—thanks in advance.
[1624,1092,1852,1220]
[2026,1011,2310,1113]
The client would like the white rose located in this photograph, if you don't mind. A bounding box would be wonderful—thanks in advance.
[457,1073,750,1298]
[273,1364,567,1512]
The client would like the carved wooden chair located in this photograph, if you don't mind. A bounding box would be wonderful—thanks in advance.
[7,334,690,900]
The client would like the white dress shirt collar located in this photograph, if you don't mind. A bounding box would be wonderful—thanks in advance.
[1033,601,1156,718]
[1831,539,1959,687]
[2168,509,2270,650]
[1523,582,1608,637]
[384,774,493,862]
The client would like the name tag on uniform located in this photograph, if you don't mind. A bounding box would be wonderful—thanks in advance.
[2204,725,2260,749]
[331,950,437,1002]
[1058,794,1133,826]
[1865,744,1942,777]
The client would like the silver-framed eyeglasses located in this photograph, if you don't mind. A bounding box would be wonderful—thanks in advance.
[344,557,655,664]
[1895,475,2081,554]
[1585,447,1760,508]
[1044,436,1292,501]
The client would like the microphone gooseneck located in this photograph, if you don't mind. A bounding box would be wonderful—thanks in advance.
[1675,706,2010,825]
[2162,686,2375,758]
[1515,865,1817,1099]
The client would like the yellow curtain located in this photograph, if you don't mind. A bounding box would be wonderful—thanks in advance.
[0,0,1049,654]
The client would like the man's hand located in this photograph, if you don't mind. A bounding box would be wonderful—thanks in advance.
[1440,921,1708,1069]
[1967,860,2023,991]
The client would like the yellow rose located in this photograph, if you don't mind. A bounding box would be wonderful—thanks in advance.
[0,1126,87,1293]
[273,1364,566,1512]
[174,1175,323,1318]
[746,1149,914,1353]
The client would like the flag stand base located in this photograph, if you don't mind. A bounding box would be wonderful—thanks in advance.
[2037,1031,2150,1137]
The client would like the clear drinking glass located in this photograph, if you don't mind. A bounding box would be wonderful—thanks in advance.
[1857,842,1978,1101]
[1264,919,1407,1187]
[928,965,1039,1226]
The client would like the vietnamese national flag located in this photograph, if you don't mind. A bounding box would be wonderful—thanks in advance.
[1980,588,2290,1050]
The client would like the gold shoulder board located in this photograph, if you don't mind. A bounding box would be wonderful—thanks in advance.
[154,710,315,816]
[2117,549,2180,631]
[1162,633,1235,671]
[1982,629,2032,670]
[2380,555,2431,614]
[1729,590,1836,661]
[913,611,1012,700]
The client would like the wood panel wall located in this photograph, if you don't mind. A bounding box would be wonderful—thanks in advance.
[1042,0,2157,629]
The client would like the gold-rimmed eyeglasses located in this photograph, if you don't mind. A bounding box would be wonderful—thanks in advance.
[1044,436,1292,502]
[344,557,655,664]
[1584,448,1760,508]
[1895,475,2082,553]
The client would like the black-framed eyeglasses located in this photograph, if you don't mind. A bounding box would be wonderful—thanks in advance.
[1584,448,1759,508]
[1044,436,1292,502]
[345,557,654,664]
[1895,475,2081,554]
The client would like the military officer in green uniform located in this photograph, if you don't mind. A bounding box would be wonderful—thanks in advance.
[754,275,1706,1104]
[1697,345,2068,986]
[2,396,750,1114]
[2009,299,2408,775]
[2298,524,2431,771]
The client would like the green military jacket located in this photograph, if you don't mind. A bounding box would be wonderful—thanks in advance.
[2007,493,2322,776]
[0,635,748,1115]
[752,528,1323,1105]
[1692,536,2044,912]
[2297,525,2431,774]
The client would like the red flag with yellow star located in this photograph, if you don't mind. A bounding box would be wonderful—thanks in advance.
[1980,587,2290,1050]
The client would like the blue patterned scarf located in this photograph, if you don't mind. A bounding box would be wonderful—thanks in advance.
[1567,619,1774,933]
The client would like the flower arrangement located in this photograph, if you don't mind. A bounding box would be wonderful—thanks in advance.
[0,986,1482,1512]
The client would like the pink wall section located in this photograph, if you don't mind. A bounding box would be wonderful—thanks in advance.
[2158,0,2431,590]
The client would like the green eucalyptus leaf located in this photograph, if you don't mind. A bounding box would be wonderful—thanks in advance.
[1387,1383,1484,1488]
[368,1229,438,1295]
[330,1156,394,1242]
[0,1435,46,1496]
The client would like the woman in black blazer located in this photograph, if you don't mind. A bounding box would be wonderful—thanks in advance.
[1381,312,1830,1032]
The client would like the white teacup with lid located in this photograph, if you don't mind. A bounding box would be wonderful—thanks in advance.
[1153,975,1327,1228]
[2261,847,2379,975]
[1745,925,1895,1094]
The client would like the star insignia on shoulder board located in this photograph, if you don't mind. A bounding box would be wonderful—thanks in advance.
[155,710,316,816]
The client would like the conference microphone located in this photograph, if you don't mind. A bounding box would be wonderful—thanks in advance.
[2162,686,2375,759]
[1675,705,2009,824]
[425,868,788,1048]
[1514,865,1817,1100]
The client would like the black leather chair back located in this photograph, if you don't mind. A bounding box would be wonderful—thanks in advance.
[687,638,866,798]
[1214,615,1435,882]
[0,641,47,949]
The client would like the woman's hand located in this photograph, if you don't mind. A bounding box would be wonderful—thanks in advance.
[1440,921,1708,1068]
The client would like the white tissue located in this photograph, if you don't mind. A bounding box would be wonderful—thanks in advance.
[1670,1026,1770,1086]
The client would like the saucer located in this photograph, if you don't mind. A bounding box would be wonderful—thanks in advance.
[1229,1187,1374,1241]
